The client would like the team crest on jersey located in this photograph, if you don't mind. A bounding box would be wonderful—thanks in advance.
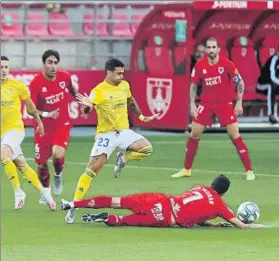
[146,77,172,120]
[218,67,224,74]
[42,87,47,92]
[59,81,66,89]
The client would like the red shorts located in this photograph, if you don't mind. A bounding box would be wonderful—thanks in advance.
[193,102,237,127]
[123,193,173,227]
[34,126,71,163]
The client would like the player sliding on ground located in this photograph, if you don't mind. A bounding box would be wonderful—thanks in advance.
[1,56,55,210]
[61,174,264,229]
[65,58,159,223]
[172,37,255,181]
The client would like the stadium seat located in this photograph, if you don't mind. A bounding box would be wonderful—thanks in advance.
[27,13,49,37]
[131,14,146,36]
[83,13,109,36]
[1,13,24,37]
[111,14,132,37]
[130,4,151,8]
[144,36,174,75]
[63,4,81,8]
[2,4,22,8]
[29,4,45,8]
[258,37,279,67]
[230,36,262,100]
[48,12,75,37]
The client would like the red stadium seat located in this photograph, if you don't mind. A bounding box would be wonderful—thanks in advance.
[130,4,151,8]
[83,13,109,36]
[230,37,262,100]
[27,13,49,37]
[131,14,146,36]
[2,4,22,8]
[48,12,75,37]
[258,37,279,67]
[63,4,81,8]
[1,13,23,37]
[144,36,174,75]
[29,4,45,8]
[112,14,132,37]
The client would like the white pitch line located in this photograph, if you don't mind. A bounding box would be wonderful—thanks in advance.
[25,158,278,178]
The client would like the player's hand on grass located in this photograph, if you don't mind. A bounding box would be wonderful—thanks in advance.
[48,108,60,119]
[142,113,160,122]
[36,122,45,136]
[234,101,243,116]
[76,93,92,108]
[190,104,198,118]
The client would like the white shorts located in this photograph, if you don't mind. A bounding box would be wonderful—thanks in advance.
[1,130,25,160]
[90,129,144,158]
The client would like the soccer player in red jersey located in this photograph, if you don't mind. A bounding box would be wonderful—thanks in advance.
[172,37,255,181]
[29,49,78,200]
[60,174,264,229]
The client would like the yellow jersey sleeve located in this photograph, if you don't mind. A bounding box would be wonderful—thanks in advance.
[89,88,104,105]
[124,81,132,99]
[18,82,31,100]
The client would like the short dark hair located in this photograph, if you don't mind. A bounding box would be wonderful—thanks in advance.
[42,49,60,64]
[105,58,124,73]
[206,37,220,47]
[211,174,230,195]
[1,56,9,61]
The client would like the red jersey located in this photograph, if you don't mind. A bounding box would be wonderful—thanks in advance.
[191,57,242,103]
[169,186,235,228]
[29,71,74,129]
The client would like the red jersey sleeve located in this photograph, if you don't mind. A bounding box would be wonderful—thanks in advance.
[29,75,40,105]
[191,62,202,84]
[227,60,242,84]
[218,201,236,221]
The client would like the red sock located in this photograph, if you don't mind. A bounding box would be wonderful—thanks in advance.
[38,164,50,188]
[53,157,65,176]
[106,214,159,227]
[74,196,112,208]
[184,137,200,169]
[232,137,252,171]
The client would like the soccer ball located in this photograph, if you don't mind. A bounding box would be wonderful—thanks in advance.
[237,202,260,224]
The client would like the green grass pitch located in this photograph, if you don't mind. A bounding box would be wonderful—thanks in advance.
[2,133,279,261]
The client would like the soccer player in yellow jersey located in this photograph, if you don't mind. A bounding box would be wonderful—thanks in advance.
[1,56,56,210]
[65,58,159,223]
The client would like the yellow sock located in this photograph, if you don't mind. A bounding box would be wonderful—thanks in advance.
[2,159,21,192]
[22,164,43,192]
[124,146,153,162]
[74,168,96,201]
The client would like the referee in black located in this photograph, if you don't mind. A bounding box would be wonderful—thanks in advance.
[256,52,279,124]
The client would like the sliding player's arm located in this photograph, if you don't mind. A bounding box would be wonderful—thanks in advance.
[219,203,266,229]
[228,217,266,229]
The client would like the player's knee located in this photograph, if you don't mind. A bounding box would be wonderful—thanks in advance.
[52,150,64,160]
[1,146,13,162]
[138,145,153,158]
[14,158,27,173]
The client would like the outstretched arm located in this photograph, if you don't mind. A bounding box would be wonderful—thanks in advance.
[229,218,266,229]
[127,96,159,122]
